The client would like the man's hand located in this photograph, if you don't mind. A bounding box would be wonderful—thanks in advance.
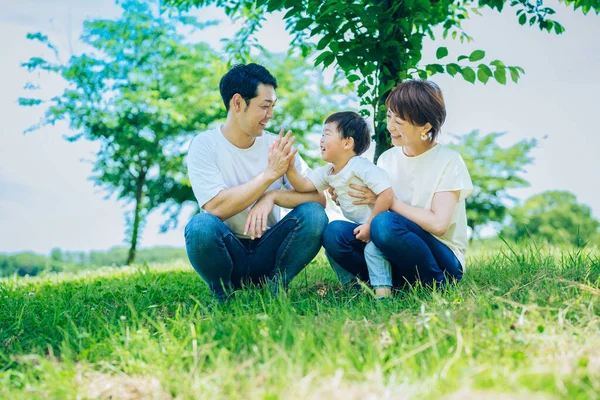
[267,129,297,180]
[353,223,371,243]
[244,192,275,240]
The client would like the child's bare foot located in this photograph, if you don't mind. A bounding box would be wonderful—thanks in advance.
[375,287,392,298]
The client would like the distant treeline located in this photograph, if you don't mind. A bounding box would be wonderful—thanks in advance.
[0,247,187,277]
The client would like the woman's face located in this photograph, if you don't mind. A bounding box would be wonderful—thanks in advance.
[386,109,427,147]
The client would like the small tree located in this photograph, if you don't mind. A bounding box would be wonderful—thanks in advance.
[502,191,600,246]
[19,0,226,264]
[448,131,536,240]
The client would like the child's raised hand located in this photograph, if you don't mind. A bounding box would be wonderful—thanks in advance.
[353,223,371,243]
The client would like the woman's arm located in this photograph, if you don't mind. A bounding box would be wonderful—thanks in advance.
[390,191,459,236]
[348,185,459,237]
[354,188,393,242]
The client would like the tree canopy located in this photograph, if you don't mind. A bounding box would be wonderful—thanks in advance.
[502,190,600,246]
[164,0,600,160]
[448,131,537,240]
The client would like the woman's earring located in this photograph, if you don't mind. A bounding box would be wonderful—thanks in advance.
[420,133,429,141]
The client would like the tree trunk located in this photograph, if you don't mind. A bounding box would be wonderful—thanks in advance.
[127,171,146,265]
[373,0,406,163]
[373,61,401,163]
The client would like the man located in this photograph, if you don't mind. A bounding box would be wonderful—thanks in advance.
[184,63,328,301]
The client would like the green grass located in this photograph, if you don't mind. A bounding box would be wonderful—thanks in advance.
[1,246,599,399]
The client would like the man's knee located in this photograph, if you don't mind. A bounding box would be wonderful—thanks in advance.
[293,202,328,236]
[184,213,227,248]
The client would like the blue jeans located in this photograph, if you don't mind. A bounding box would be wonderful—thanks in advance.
[184,202,328,299]
[323,212,463,288]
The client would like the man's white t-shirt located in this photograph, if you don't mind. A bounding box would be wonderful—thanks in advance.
[187,127,310,238]
[377,145,474,269]
[309,156,391,224]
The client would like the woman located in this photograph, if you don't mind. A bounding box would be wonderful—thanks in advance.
[323,80,474,296]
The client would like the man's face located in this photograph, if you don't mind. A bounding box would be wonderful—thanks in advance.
[238,83,277,137]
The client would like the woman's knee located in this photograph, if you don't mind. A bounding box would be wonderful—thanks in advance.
[322,220,351,252]
[371,213,397,246]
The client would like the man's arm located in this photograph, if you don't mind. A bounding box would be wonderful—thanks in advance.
[203,130,297,221]
[244,189,326,239]
[271,189,326,208]
[203,171,280,221]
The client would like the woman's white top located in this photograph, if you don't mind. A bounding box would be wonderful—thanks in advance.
[377,144,474,269]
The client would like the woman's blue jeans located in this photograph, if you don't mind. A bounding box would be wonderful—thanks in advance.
[323,212,463,288]
[184,202,328,300]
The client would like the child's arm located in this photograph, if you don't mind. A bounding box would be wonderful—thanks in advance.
[354,188,393,242]
[286,162,318,193]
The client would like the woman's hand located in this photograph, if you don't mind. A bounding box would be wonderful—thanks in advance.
[244,192,275,240]
[348,184,377,205]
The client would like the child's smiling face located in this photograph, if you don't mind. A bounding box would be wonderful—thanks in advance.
[320,122,352,163]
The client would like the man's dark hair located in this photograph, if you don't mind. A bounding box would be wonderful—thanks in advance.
[325,112,371,156]
[385,79,446,142]
[219,63,278,111]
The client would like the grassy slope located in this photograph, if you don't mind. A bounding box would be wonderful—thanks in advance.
[1,247,599,399]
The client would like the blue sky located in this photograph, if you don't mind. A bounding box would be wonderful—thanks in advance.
[1,0,599,255]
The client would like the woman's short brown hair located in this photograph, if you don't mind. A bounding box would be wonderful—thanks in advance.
[385,80,446,141]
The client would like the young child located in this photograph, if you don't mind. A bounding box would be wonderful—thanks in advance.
[286,111,393,295]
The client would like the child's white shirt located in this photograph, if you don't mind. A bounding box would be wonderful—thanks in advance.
[308,156,391,224]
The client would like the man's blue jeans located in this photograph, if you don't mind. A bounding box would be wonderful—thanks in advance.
[323,212,463,288]
[184,202,328,299]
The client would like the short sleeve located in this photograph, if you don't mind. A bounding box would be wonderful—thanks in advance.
[435,154,474,202]
[187,136,227,209]
[354,158,391,195]
[307,164,332,192]
[283,152,311,190]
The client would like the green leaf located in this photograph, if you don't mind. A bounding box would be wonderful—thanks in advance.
[554,21,565,34]
[494,67,507,85]
[508,66,520,83]
[323,53,336,68]
[478,64,493,77]
[518,14,526,25]
[295,18,312,31]
[436,46,449,59]
[457,55,469,62]
[461,67,476,84]
[426,63,444,75]
[529,16,537,26]
[469,50,485,62]
[446,63,460,77]
[490,60,505,68]
[316,34,332,51]
[314,51,333,66]
[477,67,490,84]
[346,74,360,82]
